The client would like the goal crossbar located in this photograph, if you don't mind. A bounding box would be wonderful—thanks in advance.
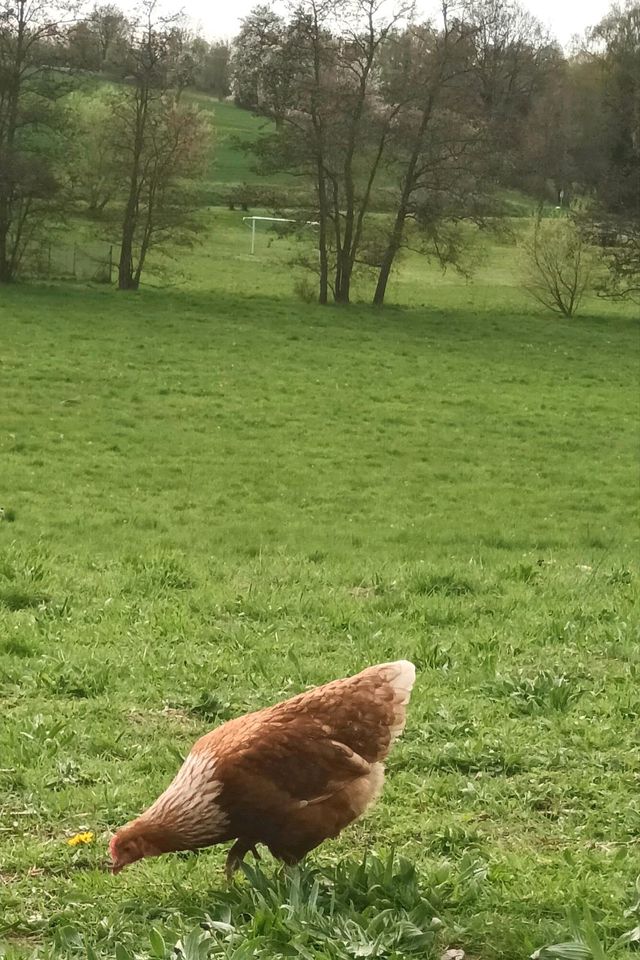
[242,215,319,254]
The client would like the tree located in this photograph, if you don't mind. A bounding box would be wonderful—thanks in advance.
[113,95,210,289]
[112,2,212,290]
[578,2,640,300]
[246,0,412,304]
[372,10,494,305]
[0,0,75,282]
[522,212,593,318]
[65,19,102,70]
[231,5,282,111]
[164,26,197,100]
[64,4,129,72]
[231,5,298,126]
[66,89,123,214]
[462,0,560,189]
[317,0,412,304]
[89,3,129,68]
[199,41,231,99]
[591,225,640,301]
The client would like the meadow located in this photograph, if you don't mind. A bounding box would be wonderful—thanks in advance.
[1,102,639,960]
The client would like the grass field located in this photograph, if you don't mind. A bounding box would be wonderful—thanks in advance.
[190,97,293,189]
[1,254,638,959]
[1,100,639,960]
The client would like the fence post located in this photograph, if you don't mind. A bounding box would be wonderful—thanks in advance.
[108,245,113,284]
[72,244,77,278]
[48,242,52,276]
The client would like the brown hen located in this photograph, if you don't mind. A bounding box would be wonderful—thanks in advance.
[109,660,415,878]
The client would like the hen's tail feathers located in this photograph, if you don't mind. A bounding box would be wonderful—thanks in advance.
[369,659,416,742]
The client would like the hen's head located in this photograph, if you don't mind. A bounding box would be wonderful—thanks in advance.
[109,822,162,874]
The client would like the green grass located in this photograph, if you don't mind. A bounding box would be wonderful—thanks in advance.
[0,245,638,960]
[1,93,639,957]
[191,99,550,216]
[187,98,541,218]
[189,97,293,189]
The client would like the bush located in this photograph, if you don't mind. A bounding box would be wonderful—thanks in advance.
[293,276,317,303]
[522,213,594,317]
[223,183,314,212]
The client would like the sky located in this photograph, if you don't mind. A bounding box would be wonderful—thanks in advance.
[184,0,615,45]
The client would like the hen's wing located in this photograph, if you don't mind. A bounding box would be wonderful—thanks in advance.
[205,712,372,808]
[268,659,416,764]
[194,660,415,809]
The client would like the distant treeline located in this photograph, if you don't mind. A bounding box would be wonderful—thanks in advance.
[0,0,637,304]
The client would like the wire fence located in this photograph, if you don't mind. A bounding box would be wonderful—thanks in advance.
[21,240,114,283]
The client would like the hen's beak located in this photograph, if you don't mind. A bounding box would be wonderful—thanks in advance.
[111,862,124,875]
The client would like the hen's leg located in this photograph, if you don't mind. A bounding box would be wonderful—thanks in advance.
[225,839,249,882]
[225,839,261,882]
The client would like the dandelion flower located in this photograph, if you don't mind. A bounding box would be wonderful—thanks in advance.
[66,831,95,847]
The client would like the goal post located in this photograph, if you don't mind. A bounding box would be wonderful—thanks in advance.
[242,215,319,255]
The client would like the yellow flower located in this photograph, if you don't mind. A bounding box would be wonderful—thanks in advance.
[66,831,95,847]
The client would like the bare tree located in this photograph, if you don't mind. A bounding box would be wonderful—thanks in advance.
[114,98,210,288]
[576,2,640,302]
[367,0,560,306]
[462,0,559,188]
[248,0,412,304]
[113,2,212,290]
[0,0,76,282]
[523,212,593,318]
[89,3,129,67]
[328,0,414,303]
[372,8,493,305]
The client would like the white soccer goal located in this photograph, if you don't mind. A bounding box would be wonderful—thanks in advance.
[242,215,319,255]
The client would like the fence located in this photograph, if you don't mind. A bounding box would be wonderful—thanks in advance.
[21,240,114,283]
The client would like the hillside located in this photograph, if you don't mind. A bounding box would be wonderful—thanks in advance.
[192,98,540,215]
[191,96,295,190]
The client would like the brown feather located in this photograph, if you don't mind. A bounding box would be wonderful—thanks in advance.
[109,660,415,874]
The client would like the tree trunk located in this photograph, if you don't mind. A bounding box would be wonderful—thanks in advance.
[373,210,405,305]
[318,240,328,304]
[118,207,138,289]
[118,265,139,289]
[337,204,354,303]
[334,267,351,304]
[117,89,147,291]
[373,150,427,306]
[133,204,155,287]
[315,158,329,304]
[373,91,438,307]
[372,250,395,306]
[0,207,13,283]
[310,5,330,307]
[0,249,13,282]
[0,61,22,284]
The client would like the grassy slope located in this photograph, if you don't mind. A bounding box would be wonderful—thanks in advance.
[195,100,543,216]
[0,256,638,959]
[191,97,292,188]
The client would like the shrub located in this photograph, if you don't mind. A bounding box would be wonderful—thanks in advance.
[293,276,317,303]
[522,213,594,317]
